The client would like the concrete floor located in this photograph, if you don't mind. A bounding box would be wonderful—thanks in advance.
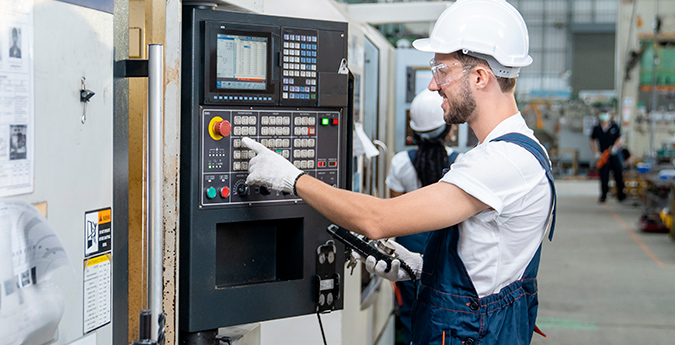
[531,180,675,344]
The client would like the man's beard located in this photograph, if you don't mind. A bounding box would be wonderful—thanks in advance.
[443,78,476,125]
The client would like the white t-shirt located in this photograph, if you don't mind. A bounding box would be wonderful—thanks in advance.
[440,113,552,298]
[386,146,456,193]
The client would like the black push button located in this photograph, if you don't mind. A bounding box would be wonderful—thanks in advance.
[465,337,475,345]
[469,301,479,311]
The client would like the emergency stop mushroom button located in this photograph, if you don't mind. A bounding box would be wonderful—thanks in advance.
[213,120,232,137]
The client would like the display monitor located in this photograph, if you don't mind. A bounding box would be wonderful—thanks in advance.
[216,33,268,91]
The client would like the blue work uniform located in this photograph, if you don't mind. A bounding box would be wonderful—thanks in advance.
[411,133,556,345]
[395,150,460,345]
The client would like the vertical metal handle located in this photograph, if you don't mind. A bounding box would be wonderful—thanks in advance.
[372,140,388,198]
[147,44,164,340]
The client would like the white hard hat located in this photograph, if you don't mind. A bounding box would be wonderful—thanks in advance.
[410,89,446,132]
[413,0,532,78]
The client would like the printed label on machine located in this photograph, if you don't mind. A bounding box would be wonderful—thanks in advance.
[84,208,111,257]
[83,253,111,334]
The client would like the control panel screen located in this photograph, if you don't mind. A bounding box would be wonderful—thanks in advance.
[216,34,268,91]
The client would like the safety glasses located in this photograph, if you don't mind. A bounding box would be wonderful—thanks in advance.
[429,59,473,87]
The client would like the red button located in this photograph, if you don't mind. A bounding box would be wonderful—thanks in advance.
[214,120,231,137]
[309,127,316,135]
[220,186,230,198]
[332,119,339,125]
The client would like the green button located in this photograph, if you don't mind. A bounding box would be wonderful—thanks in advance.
[311,94,316,99]
[206,187,217,199]
[321,118,330,126]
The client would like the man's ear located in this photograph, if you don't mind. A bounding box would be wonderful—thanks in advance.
[472,66,492,89]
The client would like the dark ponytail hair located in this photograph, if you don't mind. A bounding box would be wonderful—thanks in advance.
[412,124,452,187]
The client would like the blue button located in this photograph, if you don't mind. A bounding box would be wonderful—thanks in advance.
[312,58,317,63]
[301,51,306,56]
[312,51,316,57]
[301,43,306,49]
[213,96,217,99]
[301,57,306,63]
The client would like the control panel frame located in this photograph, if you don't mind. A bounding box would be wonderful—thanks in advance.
[180,7,352,333]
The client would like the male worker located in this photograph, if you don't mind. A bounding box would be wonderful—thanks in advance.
[590,110,626,203]
[386,89,460,345]
[242,0,556,344]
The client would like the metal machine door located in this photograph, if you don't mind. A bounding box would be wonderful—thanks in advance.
[362,37,386,198]
[0,0,121,344]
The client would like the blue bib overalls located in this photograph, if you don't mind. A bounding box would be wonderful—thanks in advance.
[411,133,557,345]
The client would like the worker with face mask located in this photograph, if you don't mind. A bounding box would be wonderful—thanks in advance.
[590,110,626,203]
[385,89,460,345]
[242,0,556,343]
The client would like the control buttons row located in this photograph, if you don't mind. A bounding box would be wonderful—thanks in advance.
[261,126,291,136]
[284,93,315,100]
[294,138,316,148]
[233,161,249,171]
[232,126,257,136]
[233,150,256,160]
[293,149,315,159]
[294,117,317,126]
[284,34,317,42]
[294,127,316,136]
[283,49,317,57]
[233,116,257,125]
[284,85,317,93]
[293,160,315,169]
[205,186,230,199]
[283,56,302,63]
[283,63,317,71]
[283,42,317,50]
[283,70,317,78]
[261,139,291,148]
[261,116,291,125]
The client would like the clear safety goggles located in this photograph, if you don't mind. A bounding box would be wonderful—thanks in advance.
[429,59,473,87]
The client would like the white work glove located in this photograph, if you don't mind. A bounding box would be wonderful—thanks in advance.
[242,137,304,195]
[361,240,423,282]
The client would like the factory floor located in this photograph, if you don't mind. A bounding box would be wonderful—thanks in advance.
[531,180,675,344]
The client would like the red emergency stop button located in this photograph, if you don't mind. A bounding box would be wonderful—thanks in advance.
[220,186,230,198]
[214,120,232,137]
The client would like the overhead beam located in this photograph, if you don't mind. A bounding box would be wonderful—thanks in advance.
[347,1,450,25]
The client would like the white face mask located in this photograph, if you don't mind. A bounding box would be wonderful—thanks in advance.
[598,113,611,122]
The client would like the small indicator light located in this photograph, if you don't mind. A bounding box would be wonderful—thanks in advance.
[321,118,330,126]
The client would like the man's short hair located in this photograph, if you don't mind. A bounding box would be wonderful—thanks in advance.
[453,51,517,93]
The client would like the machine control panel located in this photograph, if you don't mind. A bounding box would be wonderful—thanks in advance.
[200,107,342,206]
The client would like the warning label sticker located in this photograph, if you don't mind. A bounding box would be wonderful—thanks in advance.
[84,208,112,257]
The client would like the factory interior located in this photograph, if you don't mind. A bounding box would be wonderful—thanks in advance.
[1,0,675,344]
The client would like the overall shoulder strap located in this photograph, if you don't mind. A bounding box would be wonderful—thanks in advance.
[448,151,459,165]
[490,133,556,240]
[407,149,417,163]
